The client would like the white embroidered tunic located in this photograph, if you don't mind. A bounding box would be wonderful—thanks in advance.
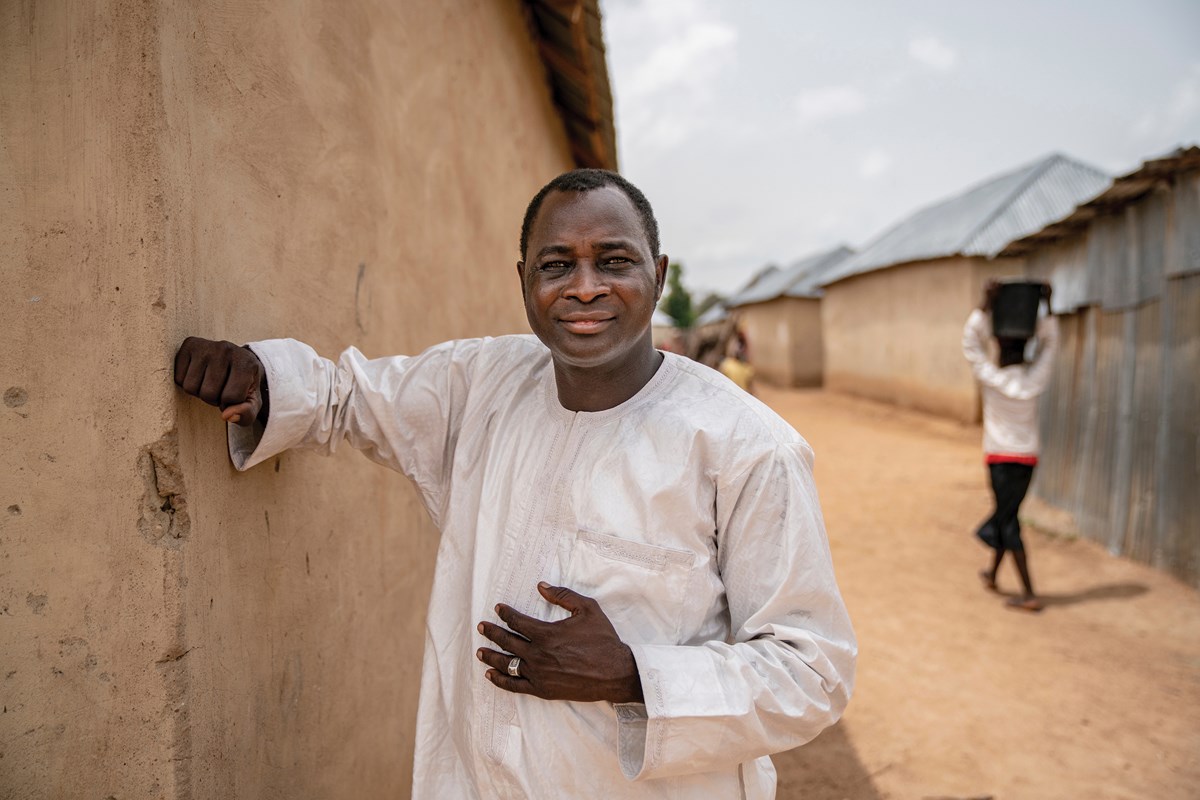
[229,335,856,799]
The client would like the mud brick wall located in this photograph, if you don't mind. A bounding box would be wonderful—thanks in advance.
[0,2,572,796]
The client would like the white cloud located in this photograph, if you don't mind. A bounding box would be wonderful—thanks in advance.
[796,86,867,126]
[624,21,737,99]
[859,148,892,179]
[690,235,755,262]
[908,36,957,71]
[817,212,843,233]
[1130,63,1200,141]
[604,0,738,151]
[1166,64,1200,126]
[1132,111,1157,139]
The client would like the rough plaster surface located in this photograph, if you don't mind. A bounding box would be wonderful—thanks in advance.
[738,298,824,387]
[822,257,1024,422]
[1,1,572,797]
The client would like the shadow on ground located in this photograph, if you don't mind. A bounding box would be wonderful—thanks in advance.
[995,582,1149,608]
[774,721,884,800]
[1039,582,1148,607]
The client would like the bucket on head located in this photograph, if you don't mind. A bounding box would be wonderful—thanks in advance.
[992,282,1043,339]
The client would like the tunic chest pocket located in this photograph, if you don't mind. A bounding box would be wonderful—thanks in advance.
[563,530,696,646]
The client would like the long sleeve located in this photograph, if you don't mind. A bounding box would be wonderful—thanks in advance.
[962,310,1057,401]
[962,309,1005,389]
[226,337,482,522]
[617,442,856,781]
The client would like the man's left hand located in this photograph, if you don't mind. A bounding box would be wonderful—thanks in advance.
[477,582,644,704]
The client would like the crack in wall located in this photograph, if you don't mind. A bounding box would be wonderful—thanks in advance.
[156,613,192,800]
[138,430,190,547]
[138,430,194,794]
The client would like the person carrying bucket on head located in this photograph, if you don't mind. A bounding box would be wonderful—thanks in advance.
[962,279,1057,612]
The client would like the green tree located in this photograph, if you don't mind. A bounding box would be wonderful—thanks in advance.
[661,262,695,329]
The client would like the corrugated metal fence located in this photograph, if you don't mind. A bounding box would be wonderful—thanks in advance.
[1025,170,1200,588]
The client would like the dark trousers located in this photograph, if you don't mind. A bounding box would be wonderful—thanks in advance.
[976,463,1034,552]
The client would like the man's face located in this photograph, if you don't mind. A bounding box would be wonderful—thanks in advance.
[518,187,667,371]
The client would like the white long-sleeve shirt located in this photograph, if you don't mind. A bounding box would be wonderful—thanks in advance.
[962,309,1059,458]
[228,335,855,799]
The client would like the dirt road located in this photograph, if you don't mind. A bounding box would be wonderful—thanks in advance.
[761,388,1200,800]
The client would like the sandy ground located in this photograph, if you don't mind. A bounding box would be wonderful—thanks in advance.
[760,388,1200,800]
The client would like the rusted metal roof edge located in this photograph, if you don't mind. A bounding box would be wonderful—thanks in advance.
[523,0,618,171]
[999,145,1200,257]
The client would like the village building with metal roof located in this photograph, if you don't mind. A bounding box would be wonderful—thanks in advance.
[998,145,1200,588]
[724,246,855,387]
[818,153,1111,422]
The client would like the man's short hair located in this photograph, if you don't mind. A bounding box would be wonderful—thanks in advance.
[520,169,661,261]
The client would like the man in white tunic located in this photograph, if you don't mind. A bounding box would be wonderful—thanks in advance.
[173,170,856,798]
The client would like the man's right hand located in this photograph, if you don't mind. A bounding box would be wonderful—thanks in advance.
[174,337,267,426]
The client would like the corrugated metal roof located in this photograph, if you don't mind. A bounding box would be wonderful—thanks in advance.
[1001,145,1200,260]
[1014,145,1200,313]
[694,302,728,327]
[524,0,618,170]
[820,154,1110,286]
[727,246,855,307]
[736,264,780,295]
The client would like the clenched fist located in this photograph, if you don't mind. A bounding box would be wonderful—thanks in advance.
[173,337,268,426]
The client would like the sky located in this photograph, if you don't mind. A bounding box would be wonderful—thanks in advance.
[600,0,1200,296]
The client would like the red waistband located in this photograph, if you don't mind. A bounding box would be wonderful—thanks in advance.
[986,453,1038,466]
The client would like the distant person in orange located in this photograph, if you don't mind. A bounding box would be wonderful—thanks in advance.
[962,280,1057,612]
[719,329,754,393]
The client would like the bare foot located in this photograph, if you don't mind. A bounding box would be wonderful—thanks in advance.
[1006,596,1044,612]
[978,570,998,592]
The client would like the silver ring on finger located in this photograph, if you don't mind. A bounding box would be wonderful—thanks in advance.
[507,656,521,678]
